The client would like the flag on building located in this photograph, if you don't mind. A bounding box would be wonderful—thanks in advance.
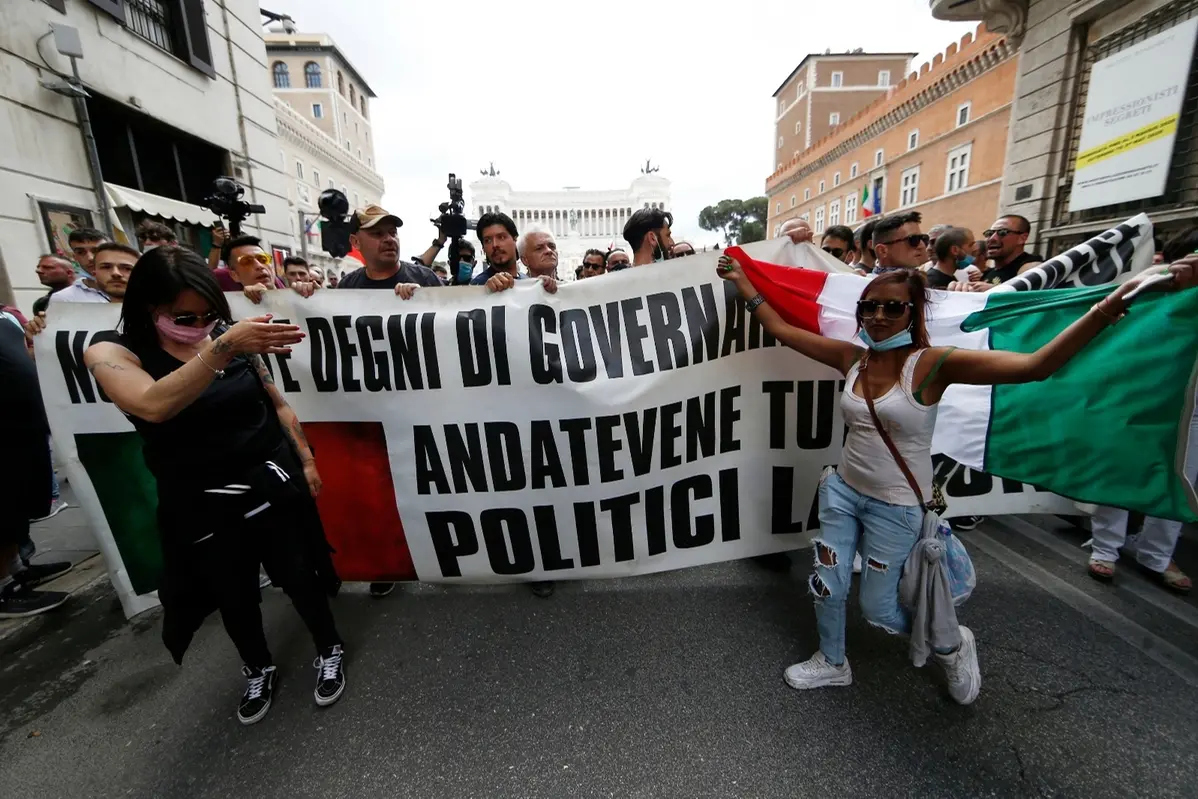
[860,185,873,218]
[729,244,1198,523]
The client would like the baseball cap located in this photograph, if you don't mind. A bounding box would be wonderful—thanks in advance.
[350,204,403,233]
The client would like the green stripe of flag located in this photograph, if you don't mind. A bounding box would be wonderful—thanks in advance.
[962,285,1198,522]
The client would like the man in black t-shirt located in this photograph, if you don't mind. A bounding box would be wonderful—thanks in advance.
[336,205,444,293]
[981,214,1043,286]
[927,227,974,290]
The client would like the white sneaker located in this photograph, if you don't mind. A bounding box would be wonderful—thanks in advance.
[935,625,981,705]
[784,652,853,690]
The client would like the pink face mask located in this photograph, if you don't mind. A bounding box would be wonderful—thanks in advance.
[154,313,217,344]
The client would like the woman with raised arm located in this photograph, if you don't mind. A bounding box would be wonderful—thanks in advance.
[84,246,345,726]
[716,243,1195,706]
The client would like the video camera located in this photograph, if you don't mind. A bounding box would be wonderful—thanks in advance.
[317,188,353,259]
[202,177,266,237]
[432,173,479,285]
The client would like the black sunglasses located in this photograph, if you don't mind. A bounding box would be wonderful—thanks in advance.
[880,234,930,249]
[983,228,1020,238]
[857,299,914,319]
[822,246,846,259]
[172,311,221,327]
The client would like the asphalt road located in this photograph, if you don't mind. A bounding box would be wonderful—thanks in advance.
[3,515,1197,798]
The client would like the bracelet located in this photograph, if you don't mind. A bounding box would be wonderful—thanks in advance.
[1091,301,1126,325]
[196,351,226,378]
[745,293,766,313]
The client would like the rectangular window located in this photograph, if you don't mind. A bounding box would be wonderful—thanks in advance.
[900,166,920,208]
[874,148,884,167]
[295,160,304,180]
[790,195,797,209]
[845,194,858,224]
[946,143,972,193]
[850,162,858,178]
[804,188,811,201]
[829,199,841,227]
[831,71,843,88]
[814,206,825,234]
[829,112,840,126]
[312,103,323,118]
[353,192,359,207]
[833,171,841,187]
[957,101,972,127]
[878,70,890,86]
[819,180,825,193]
[776,201,782,214]
[312,169,320,188]
[794,120,801,135]
[91,0,215,77]
[907,130,919,151]
[777,136,783,149]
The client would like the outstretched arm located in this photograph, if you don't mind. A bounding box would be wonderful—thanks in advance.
[717,253,860,375]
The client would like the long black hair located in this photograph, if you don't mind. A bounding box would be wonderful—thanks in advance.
[119,245,232,352]
[857,269,932,349]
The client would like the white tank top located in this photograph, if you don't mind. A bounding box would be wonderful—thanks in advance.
[838,350,938,506]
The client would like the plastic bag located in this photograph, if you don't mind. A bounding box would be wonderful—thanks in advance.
[937,519,976,606]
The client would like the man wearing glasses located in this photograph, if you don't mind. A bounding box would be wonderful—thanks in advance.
[870,211,930,273]
[224,236,315,303]
[820,225,857,266]
[671,242,697,258]
[135,220,177,252]
[981,214,1042,286]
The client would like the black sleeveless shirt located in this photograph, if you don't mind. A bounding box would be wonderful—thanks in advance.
[104,331,285,488]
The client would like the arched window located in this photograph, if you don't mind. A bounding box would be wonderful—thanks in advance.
[304,62,321,88]
[272,62,290,89]
[350,84,357,105]
[360,96,367,117]
[337,71,345,96]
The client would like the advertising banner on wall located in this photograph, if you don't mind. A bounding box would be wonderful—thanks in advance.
[1068,16,1198,213]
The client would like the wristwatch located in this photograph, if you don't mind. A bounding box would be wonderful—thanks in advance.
[746,293,766,313]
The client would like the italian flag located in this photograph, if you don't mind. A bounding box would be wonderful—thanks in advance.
[861,185,873,218]
[729,247,1198,522]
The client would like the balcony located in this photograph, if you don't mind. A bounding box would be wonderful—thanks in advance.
[930,0,1028,45]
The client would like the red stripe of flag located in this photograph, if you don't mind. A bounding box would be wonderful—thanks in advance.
[726,246,829,334]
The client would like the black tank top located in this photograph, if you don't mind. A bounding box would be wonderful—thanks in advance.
[107,331,285,488]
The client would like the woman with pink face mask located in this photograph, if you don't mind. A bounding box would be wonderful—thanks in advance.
[84,246,346,726]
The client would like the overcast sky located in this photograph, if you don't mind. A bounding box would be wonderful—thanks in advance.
[269,0,979,254]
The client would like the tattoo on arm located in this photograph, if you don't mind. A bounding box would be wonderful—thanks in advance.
[211,338,232,355]
[87,361,127,374]
[248,354,275,385]
[284,415,313,460]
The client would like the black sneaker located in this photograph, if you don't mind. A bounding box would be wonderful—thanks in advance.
[13,561,73,588]
[953,516,984,532]
[530,580,555,598]
[369,582,395,598]
[237,665,277,725]
[0,583,68,618]
[313,644,346,707]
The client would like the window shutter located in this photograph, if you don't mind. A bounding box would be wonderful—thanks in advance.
[87,0,127,23]
[174,0,215,78]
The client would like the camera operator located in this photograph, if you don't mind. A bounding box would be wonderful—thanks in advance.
[336,206,443,294]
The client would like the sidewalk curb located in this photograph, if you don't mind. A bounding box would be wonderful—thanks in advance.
[0,554,109,643]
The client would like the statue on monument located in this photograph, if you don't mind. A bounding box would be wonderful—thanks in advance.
[479,162,500,177]
[640,159,659,175]
[569,209,579,232]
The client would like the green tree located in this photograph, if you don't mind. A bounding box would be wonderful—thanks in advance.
[697,196,770,245]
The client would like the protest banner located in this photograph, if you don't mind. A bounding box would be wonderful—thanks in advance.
[37,220,1180,618]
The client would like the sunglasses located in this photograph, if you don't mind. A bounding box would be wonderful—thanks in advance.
[236,252,273,268]
[857,299,914,319]
[608,262,630,271]
[880,234,930,249]
[983,228,1020,238]
[171,311,221,327]
[822,246,846,259]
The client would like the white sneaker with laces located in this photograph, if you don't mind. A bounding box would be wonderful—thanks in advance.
[935,625,981,705]
[784,651,853,690]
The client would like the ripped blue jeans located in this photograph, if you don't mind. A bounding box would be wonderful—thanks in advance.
[811,470,922,666]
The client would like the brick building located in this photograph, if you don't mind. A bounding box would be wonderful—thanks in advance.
[933,0,1198,255]
[765,28,1018,243]
[772,51,915,172]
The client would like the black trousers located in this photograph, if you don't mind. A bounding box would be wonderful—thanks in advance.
[182,491,341,669]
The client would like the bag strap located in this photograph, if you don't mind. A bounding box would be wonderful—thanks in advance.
[858,353,928,511]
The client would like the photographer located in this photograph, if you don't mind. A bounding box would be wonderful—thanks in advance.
[336,206,443,294]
